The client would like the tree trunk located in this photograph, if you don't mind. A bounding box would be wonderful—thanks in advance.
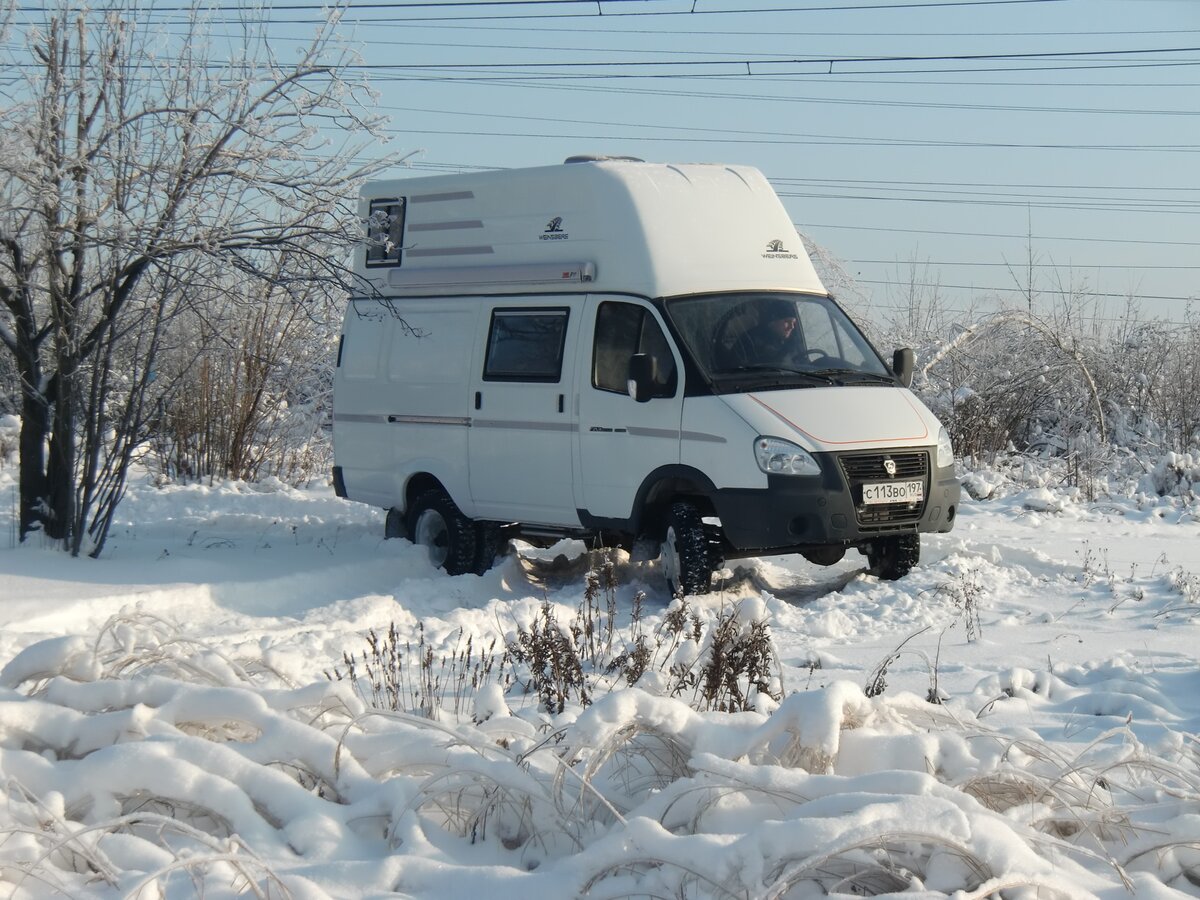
[44,375,75,546]
[17,388,49,541]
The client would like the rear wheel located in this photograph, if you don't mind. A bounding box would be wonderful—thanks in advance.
[407,489,482,576]
[660,502,716,595]
[866,534,920,580]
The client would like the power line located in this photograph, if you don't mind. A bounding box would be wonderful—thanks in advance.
[850,260,1200,271]
[14,0,1070,24]
[367,106,1200,158]
[343,22,1200,39]
[777,177,1200,192]
[330,44,1200,71]
[776,190,1200,213]
[363,124,1200,153]
[10,0,1069,10]
[15,49,1199,83]
[795,222,1200,248]
[374,87,1200,118]
[854,279,1197,302]
[358,58,1200,82]
[862,302,1196,326]
[437,70,1200,90]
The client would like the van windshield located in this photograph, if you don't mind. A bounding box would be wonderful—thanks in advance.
[664,292,892,391]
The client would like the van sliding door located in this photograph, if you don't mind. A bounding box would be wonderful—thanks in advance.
[468,302,580,526]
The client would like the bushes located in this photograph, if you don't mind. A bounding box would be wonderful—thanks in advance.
[881,289,1200,485]
[1140,452,1200,499]
[148,270,338,486]
[328,550,783,718]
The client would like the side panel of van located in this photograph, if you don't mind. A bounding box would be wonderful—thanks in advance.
[334,298,480,511]
[574,295,684,522]
[467,297,581,525]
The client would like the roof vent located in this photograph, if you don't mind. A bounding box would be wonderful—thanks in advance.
[564,154,644,164]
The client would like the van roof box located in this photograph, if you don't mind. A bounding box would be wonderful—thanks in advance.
[358,159,827,300]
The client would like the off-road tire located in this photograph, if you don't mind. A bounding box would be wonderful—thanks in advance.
[661,502,716,595]
[406,489,481,576]
[867,534,920,581]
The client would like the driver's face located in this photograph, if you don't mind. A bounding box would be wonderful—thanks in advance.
[767,316,797,339]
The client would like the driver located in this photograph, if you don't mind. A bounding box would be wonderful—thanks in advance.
[722,299,802,368]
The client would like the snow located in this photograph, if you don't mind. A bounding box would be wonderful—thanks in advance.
[2,467,1200,897]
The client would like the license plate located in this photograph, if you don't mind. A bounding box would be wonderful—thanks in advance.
[862,480,924,505]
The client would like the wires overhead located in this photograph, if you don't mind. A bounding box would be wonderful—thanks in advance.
[4,0,1195,313]
[12,0,1073,26]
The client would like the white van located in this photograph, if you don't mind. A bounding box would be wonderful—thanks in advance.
[332,157,959,592]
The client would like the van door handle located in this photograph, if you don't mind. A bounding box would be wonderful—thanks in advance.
[558,394,564,413]
[475,391,481,410]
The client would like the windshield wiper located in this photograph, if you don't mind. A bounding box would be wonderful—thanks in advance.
[714,365,837,385]
[808,368,896,385]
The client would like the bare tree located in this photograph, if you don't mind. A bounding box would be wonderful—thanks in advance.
[0,2,394,555]
[150,250,342,485]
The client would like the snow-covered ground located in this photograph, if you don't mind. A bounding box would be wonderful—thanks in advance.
[2,463,1200,898]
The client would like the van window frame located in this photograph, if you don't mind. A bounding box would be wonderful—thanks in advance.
[482,306,571,384]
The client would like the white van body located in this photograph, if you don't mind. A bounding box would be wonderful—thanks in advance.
[332,158,959,589]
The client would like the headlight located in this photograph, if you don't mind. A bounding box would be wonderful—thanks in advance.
[755,437,820,477]
[937,426,955,469]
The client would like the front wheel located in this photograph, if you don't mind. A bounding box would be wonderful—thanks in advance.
[660,502,716,596]
[865,534,920,580]
[406,489,482,576]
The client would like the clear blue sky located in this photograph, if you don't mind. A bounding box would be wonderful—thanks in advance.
[12,0,1200,325]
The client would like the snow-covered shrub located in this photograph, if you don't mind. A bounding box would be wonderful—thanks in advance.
[1139,451,1200,499]
[1101,314,1200,455]
[915,313,1100,465]
[856,261,1200,491]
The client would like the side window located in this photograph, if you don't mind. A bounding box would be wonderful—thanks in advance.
[593,302,678,396]
[483,308,569,382]
[796,302,838,357]
[796,301,871,366]
[366,198,405,267]
[832,319,870,366]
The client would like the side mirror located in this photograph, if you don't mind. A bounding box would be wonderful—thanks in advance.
[892,348,915,388]
[627,353,658,403]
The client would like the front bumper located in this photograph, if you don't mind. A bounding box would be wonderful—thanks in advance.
[712,448,960,555]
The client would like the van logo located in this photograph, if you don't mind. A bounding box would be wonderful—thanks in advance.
[883,458,897,477]
[540,216,569,241]
[762,238,798,260]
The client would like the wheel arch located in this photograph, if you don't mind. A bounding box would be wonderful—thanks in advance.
[635,465,720,539]
[404,472,450,514]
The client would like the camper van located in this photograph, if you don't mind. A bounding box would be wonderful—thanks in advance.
[332,157,959,593]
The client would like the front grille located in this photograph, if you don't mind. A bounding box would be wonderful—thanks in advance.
[838,449,930,530]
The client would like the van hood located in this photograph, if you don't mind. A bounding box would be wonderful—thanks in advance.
[727,386,936,451]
